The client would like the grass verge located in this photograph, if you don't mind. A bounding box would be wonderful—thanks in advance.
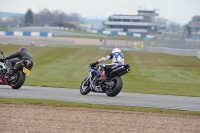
[0,27,12,31]
[54,29,144,41]
[1,45,200,97]
[0,98,199,115]
[55,35,144,41]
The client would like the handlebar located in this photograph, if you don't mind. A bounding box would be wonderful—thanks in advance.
[89,63,102,67]
[0,51,5,58]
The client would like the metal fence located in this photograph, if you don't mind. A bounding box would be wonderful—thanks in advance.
[101,34,200,50]
[101,39,147,51]
[100,34,200,56]
[144,34,200,49]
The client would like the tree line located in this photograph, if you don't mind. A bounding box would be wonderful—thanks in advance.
[24,8,83,29]
[1,8,83,29]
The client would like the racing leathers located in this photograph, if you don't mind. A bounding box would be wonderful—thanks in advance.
[4,48,33,77]
[91,51,124,80]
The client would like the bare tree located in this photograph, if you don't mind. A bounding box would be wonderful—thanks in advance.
[33,8,83,27]
[167,21,182,32]
[68,13,81,23]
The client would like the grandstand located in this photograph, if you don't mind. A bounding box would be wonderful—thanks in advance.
[103,9,166,34]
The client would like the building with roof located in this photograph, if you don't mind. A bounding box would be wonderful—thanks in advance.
[188,17,200,34]
[103,9,166,34]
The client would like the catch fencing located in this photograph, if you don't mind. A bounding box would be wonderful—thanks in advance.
[101,34,200,56]
[144,34,200,49]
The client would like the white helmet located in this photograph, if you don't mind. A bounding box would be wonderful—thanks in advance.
[112,48,121,53]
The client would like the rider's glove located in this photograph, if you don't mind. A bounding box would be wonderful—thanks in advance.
[90,61,98,67]
[0,58,5,62]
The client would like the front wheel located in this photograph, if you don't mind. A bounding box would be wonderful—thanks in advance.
[106,76,123,97]
[80,77,90,95]
[10,71,26,89]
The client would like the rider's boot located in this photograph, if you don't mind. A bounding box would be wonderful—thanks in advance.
[99,71,106,80]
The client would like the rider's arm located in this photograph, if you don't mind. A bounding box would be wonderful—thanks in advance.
[98,53,112,63]
[121,53,125,65]
[5,51,21,60]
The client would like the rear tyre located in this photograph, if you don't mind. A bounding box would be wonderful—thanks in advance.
[80,78,90,95]
[106,76,123,97]
[11,71,26,89]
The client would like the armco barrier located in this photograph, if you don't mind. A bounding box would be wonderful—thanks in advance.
[197,51,200,59]
[142,47,200,56]
[91,30,154,39]
[0,31,54,37]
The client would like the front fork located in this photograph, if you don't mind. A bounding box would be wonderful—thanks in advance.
[84,76,90,86]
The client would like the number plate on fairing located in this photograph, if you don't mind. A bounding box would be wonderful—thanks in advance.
[23,67,31,75]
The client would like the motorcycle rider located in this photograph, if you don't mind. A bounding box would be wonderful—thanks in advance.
[0,47,33,79]
[90,48,124,80]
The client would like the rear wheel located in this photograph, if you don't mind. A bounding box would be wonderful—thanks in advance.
[10,71,26,89]
[80,78,90,95]
[106,76,123,97]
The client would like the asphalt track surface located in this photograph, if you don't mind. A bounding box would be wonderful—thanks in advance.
[0,85,200,111]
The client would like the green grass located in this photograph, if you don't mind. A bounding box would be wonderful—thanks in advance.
[48,44,99,49]
[1,45,200,97]
[56,34,144,41]
[55,29,144,41]
[105,35,144,40]
[56,29,98,35]
[0,98,199,115]
[0,27,11,31]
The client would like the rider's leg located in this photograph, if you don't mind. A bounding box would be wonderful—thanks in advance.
[5,60,14,75]
[6,59,24,75]
[12,60,24,71]
[99,64,117,80]
[99,66,105,80]
[99,71,106,80]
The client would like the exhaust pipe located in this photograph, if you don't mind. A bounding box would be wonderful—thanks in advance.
[118,68,130,76]
[109,66,125,78]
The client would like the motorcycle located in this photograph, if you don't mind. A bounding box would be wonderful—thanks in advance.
[0,51,32,89]
[80,63,130,97]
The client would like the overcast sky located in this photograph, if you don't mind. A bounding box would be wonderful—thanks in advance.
[1,0,200,24]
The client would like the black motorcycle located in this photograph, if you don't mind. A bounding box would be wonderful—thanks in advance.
[80,63,130,97]
[0,51,32,89]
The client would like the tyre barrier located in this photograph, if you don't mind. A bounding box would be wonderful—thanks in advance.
[90,30,154,39]
[0,31,54,37]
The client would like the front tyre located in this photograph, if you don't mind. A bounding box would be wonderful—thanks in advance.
[106,76,123,97]
[10,71,26,89]
[80,78,90,95]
